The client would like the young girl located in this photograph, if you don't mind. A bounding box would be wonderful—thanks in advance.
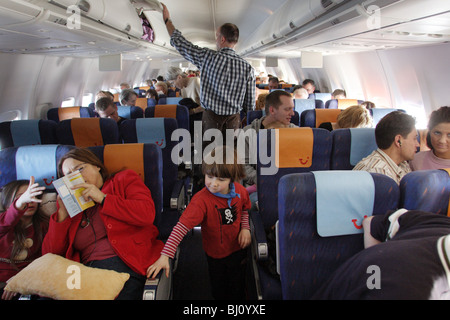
[0,177,47,300]
[147,145,252,300]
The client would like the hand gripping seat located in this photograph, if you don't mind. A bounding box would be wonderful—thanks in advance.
[400,169,450,215]
[277,171,399,299]
[56,118,121,147]
[47,107,95,122]
[300,109,341,128]
[249,127,332,300]
[330,128,378,170]
[0,120,58,150]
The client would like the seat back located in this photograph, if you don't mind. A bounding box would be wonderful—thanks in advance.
[117,106,144,119]
[47,107,95,122]
[145,104,189,131]
[325,99,364,109]
[278,171,399,300]
[119,118,179,209]
[0,120,58,150]
[309,93,332,104]
[370,108,406,126]
[294,99,324,115]
[400,169,450,215]
[56,118,120,147]
[88,143,163,226]
[166,97,183,105]
[0,144,75,190]
[330,128,378,170]
[134,98,149,111]
[256,128,332,228]
[300,109,342,128]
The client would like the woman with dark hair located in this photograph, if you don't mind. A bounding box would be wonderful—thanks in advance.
[411,106,450,171]
[0,177,47,300]
[42,147,164,300]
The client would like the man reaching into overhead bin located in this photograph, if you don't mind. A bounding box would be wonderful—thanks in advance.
[161,3,256,144]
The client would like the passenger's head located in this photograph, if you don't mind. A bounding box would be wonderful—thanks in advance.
[95,90,114,102]
[292,87,309,99]
[256,93,269,111]
[332,89,347,100]
[202,145,245,183]
[119,89,138,106]
[154,81,168,96]
[166,66,187,89]
[95,97,120,123]
[216,23,239,50]
[265,90,295,126]
[375,111,419,161]
[58,148,109,189]
[120,83,130,90]
[302,79,316,94]
[336,105,373,129]
[361,101,376,109]
[426,106,450,159]
[268,77,280,90]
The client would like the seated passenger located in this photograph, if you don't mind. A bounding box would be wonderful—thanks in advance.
[292,86,308,99]
[147,145,251,300]
[0,177,47,300]
[302,79,320,94]
[120,82,131,91]
[312,210,450,300]
[331,89,347,100]
[95,90,114,102]
[255,93,268,111]
[42,148,164,300]
[353,111,419,184]
[361,101,376,109]
[410,106,450,170]
[154,81,168,97]
[95,97,125,125]
[268,77,280,90]
[319,105,373,131]
[241,90,297,194]
[119,89,138,107]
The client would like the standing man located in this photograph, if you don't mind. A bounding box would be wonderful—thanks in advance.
[161,3,256,139]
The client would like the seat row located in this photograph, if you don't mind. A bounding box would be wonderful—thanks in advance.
[248,127,450,299]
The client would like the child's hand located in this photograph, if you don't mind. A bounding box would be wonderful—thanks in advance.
[238,229,251,249]
[147,255,170,279]
[15,176,45,210]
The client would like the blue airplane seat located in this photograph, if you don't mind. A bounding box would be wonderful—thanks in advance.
[0,120,58,150]
[278,171,399,299]
[400,169,450,215]
[47,107,95,122]
[145,104,189,132]
[330,128,378,170]
[249,127,332,300]
[370,108,406,126]
[325,99,364,109]
[56,118,121,147]
[294,99,324,116]
[117,106,144,119]
[300,109,342,128]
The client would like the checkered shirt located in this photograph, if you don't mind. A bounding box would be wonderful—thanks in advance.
[170,29,256,115]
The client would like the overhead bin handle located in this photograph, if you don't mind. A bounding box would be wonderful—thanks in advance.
[131,0,163,13]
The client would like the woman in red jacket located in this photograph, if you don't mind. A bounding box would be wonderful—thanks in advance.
[42,148,164,300]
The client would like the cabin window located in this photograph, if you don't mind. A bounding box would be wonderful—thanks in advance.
[61,97,75,108]
[82,93,93,107]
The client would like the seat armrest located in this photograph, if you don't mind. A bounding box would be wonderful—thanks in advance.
[249,210,268,260]
[143,259,173,300]
[170,179,186,210]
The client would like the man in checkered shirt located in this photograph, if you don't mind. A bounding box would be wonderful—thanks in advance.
[161,3,256,139]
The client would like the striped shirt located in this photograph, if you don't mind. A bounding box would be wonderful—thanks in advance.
[352,148,411,184]
[170,29,256,115]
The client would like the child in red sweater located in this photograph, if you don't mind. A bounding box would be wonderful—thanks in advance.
[147,145,251,299]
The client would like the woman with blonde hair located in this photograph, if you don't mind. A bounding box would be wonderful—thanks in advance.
[319,105,373,131]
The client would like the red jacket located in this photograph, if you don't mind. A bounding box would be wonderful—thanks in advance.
[42,170,164,276]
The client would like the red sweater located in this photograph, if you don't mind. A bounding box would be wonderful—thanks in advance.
[42,170,164,276]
